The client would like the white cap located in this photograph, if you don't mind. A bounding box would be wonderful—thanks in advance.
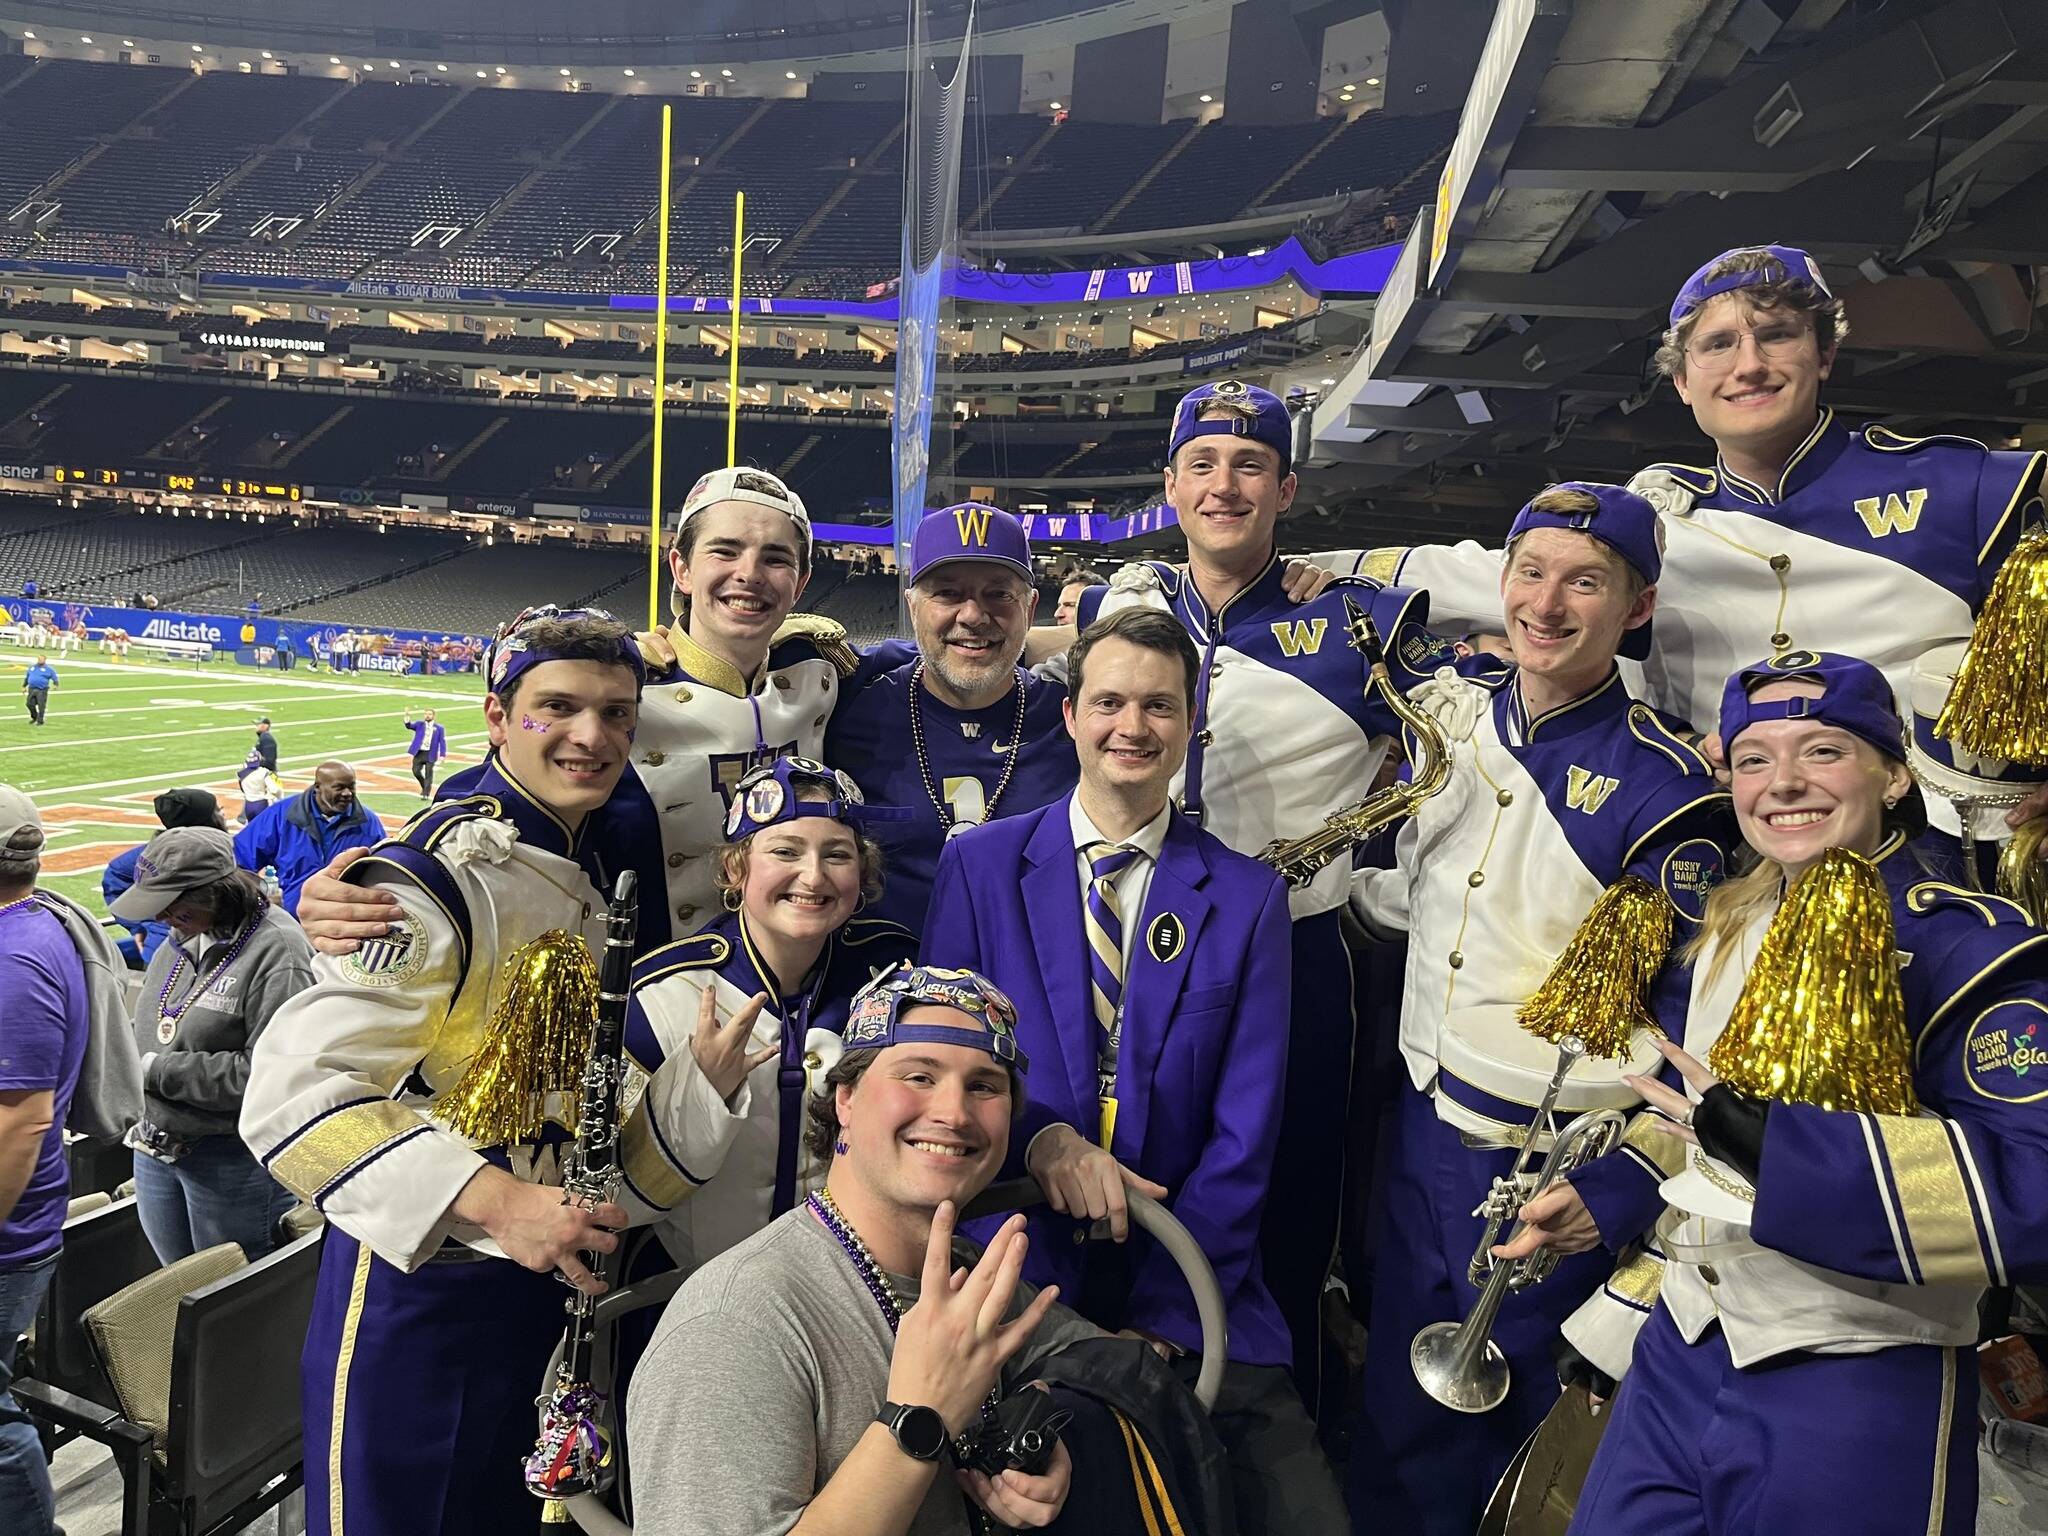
[675,467,812,552]
[1904,640,2047,837]
[0,783,42,846]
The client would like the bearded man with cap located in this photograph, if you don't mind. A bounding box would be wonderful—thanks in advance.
[1026,379,1444,1412]
[826,504,1079,931]
[103,787,228,967]
[0,785,89,1536]
[1539,651,2048,1536]
[1321,243,2048,859]
[111,824,311,1263]
[1342,482,1734,1536]
[241,607,743,1536]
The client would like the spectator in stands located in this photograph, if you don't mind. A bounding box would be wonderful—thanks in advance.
[1050,558,1106,626]
[234,761,383,915]
[0,786,89,1536]
[105,788,229,969]
[403,710,448,798]
[921,608,1342,1532]
[252,716,279,774]
[109,827,311,1264]
[17,577,34,601]
[19,658,55,728]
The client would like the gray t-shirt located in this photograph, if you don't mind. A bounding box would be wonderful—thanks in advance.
[626,1205,1101,1536]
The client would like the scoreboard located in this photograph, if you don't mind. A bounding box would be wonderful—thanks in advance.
[49,465,303,501]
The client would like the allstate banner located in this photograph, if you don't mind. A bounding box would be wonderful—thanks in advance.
[0,596,486,666]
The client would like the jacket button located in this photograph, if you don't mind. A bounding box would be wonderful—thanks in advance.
[642,751,666,766]
[1770,633,1790,648]
[673,686,693,703]
[1768,554,1791,572]
[774,676,792,691]
[1699,1264,1720,1285]
[667,852,686,868]
[1072,1229,1088,1245]
[1448,951,1464,969]
[1467,871,1485,888]
[1196,729,1214,747]
[677,904,698,923]
[804,1051,821,1071]
[1496,790,1513,807]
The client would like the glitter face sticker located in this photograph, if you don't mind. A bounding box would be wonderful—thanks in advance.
[519,715,552,733]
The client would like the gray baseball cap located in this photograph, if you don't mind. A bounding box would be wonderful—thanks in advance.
[0,784,41,849]
[110,826,237,922]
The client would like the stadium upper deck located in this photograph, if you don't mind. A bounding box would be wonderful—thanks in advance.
[0,54,1453,297]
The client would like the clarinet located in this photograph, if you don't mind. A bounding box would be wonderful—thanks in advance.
[527,870,638,1507]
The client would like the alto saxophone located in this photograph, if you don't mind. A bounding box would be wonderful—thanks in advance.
[527,870,639,1508]
[1258,595,1452,887]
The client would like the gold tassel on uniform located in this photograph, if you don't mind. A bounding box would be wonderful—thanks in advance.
[1999,817,2048,925]
[1936,530,2048,764]
[1706,849,1918,1114]
[432,930,599,1145]
[1516,876,1674,1061]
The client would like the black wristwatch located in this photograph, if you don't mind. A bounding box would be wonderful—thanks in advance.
[877,1401,950,1463]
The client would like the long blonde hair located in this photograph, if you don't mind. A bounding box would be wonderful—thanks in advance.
[1683,855,1789,986]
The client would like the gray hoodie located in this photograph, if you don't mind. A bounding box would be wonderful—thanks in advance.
[130,903,315,1139]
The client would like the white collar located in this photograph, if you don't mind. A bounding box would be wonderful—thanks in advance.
[1068,793,1172,862]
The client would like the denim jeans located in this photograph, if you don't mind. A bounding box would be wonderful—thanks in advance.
[133,1136,295,1265]
[0,1252,59,1536]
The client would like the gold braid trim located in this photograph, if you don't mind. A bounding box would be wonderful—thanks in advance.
[269,1099,425,1205]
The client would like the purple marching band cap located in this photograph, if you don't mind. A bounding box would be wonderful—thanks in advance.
[843,961,1030,1073]
[1670,244,1833,328]
[1167,379,1293,473]
[484,603,647,697]
[909,503,1034,584]
[722,755,913,842]
[1719,650,1912,764]
[1510,480,1661,660]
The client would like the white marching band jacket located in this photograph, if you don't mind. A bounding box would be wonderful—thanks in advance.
[241,768,741,1273]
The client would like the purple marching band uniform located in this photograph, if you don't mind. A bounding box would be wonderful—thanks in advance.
[620,869,917,1267]
[240,740,722,1535]
[1563,829,2048,1534]
[922,791,1295,1370]
[1343,488,1734,1536]
[1076,464,1442,1398]
[825,504,1080,934]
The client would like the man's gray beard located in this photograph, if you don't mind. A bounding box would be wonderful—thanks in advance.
[918,636,1022,705]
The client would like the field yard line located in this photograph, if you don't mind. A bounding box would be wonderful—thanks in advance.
[27,733,495,801]
[0,648,481,702]
[0,707,459,755]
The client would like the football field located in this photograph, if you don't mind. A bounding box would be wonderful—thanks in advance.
[0,642,493,915]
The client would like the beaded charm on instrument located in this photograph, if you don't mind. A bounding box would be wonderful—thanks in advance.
[1258,595,1451,885]
[527,872,639,1510]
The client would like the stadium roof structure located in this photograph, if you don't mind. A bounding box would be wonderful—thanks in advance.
[1305,0,2048,542]
[0,0,1190,66]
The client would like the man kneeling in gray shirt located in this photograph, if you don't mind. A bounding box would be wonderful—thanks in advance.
[628,965,1174,1535]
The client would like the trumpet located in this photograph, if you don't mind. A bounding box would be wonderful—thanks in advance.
[1258,595,1451,886]
[1409,1035,1625,1414]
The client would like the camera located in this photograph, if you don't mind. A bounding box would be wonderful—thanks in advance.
[953,1389,1073,1478]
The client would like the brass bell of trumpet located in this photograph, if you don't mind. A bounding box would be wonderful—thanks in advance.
[1409,1036,1626,1414]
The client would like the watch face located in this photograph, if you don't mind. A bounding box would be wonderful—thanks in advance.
[895,1404,949,1461]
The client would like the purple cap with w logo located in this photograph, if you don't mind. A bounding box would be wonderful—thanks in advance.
[909,503,1033,583]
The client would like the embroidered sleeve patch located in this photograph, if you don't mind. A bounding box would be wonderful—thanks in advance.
[1963,999,2048,1104]
[340,921,428,988]
[1659,838,1725,924]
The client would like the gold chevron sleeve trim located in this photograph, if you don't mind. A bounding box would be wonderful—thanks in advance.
[618,1104,697,1211]
[1875,1116,1991,1287]
[1603,1243,1665,1309]
[269,1099,427,1205]
[1621,1109,1690,1179]
[1355,546,1408,584]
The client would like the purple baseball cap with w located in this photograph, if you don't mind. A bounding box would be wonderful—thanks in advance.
[909,503,1033,584]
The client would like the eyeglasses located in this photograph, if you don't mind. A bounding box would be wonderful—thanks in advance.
[1682,320,1813,372]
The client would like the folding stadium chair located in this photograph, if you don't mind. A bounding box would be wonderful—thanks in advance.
[15,1195,160,1456]
[15,1228,323,1536]
[540,1180,1229,1535]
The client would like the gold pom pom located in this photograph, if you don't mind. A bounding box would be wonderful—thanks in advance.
[1517,875,1675,1061]
[1706,849,1918,1115]
[1936,530,2048,765]
[432,930,599,1145]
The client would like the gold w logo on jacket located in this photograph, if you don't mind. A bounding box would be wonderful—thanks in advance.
[1853,488,1927,538]
[1270,617,1327,658]
[1565,765,1620,814]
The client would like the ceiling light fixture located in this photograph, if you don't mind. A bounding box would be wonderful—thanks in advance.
[720,68,733,78]
[1365,76,1381,85]
[785,70,798,80]
[495,66,506,75]
[190,43,203,52]
[329,56,341,64]
[123,39,134,46]
[262,50,273,59]
[476,69,487,78]
[388,60,400,69]
[1198,93,1212,103]
[690,69,702,78]
[559,67,571,76]
[1049,100,1062,109]
[80,36,92,44]
[435,62,448,72]
[623,68,635,76]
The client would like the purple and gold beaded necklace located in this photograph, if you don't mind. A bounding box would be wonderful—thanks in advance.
[154,900,269,1046]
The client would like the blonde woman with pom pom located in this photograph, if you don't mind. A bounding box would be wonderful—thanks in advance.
[1552,651,2048,1536]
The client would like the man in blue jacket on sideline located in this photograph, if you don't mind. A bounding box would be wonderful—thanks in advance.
[233,761,382,914]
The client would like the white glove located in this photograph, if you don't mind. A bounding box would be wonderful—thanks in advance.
[1406,667,1485,742]
[1626,467,1700,521]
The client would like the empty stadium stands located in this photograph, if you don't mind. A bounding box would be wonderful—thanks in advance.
[0,56,1450,296]
[287,539,647,633]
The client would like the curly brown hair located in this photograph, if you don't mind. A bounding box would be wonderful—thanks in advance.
[712,787,886,909]
[1655,249,1848,379]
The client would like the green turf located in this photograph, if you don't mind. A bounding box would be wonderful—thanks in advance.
[1,641,493,916]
